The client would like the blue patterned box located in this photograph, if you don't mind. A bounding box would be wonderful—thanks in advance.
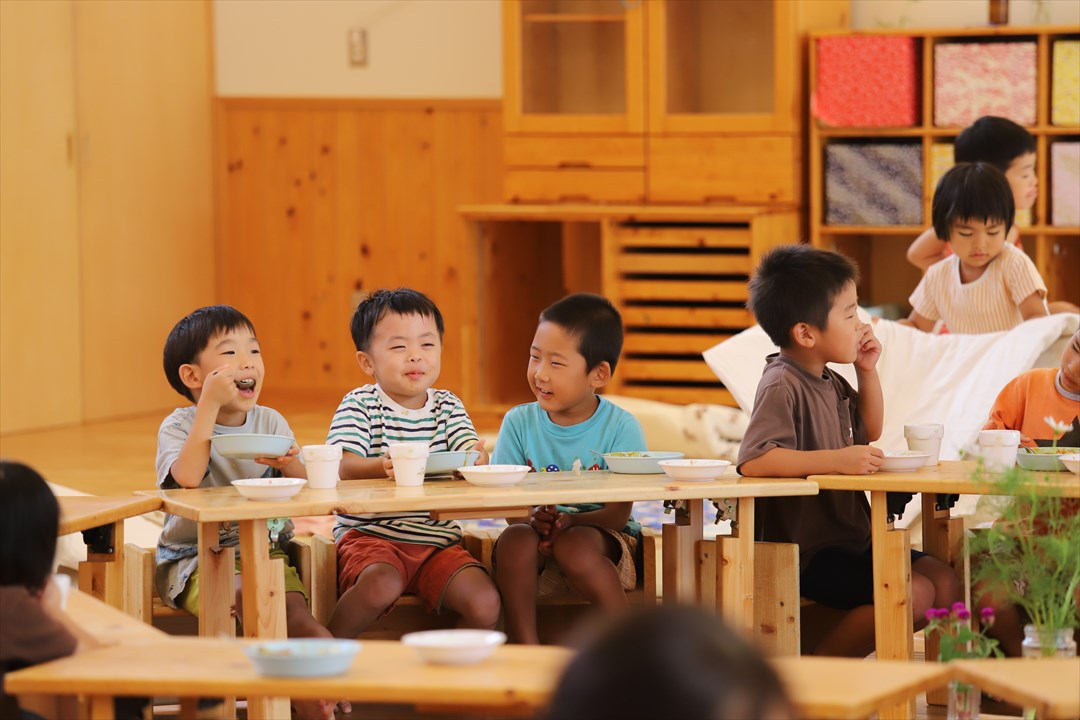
[826,143,923,225]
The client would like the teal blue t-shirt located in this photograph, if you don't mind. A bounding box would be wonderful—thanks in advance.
[491,397,647,536]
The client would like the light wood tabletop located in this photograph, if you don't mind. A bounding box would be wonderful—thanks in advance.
[63,589,166,645]
[809,460,1080,496]
[772,657,952,720]
[58,495,162,535]
[4,636,573,719]
[950,658,1080,720]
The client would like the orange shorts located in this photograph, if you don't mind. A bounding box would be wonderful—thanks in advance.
[336,530,483,613]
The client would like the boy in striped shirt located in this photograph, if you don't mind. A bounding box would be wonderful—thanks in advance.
[324,289,499,639]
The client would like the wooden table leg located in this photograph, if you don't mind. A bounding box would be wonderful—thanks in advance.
[718,498,756,639]
[198,523,237,718]
[663,499,703,604]
[871,491,915,719]
[87,694,115,719]
[239,519,288,720]
[78,521,125,609]
[921,494,965,707]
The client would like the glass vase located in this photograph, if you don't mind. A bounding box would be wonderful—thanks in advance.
[1021,625,1077,658]
[949,680,981,720]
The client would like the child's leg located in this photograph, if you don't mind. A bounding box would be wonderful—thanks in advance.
[973,577,1024,657]
[813,605,877,657]
[550,526,628,610]
[327,562,404,638]
[438,566,501,630]
[494,523,546,644]
[911,555,962,630]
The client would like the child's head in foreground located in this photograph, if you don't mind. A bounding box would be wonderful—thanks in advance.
[1059,329,1080,397]
[163,305,261,407]
[955,116,1037,212]
[932,162,1016,268]
[547,605,794,720]
[0,460,59,593]
[531,293,623,424]
[748,244,862,363]
[350,288,445,408]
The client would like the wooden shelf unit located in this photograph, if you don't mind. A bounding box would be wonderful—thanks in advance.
[808,25,1080,310]
[459,205,798,416]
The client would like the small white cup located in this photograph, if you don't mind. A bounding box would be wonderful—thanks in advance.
[979,429,1022,471]
[52,573,72,609]
[388,442,430,487]
[302,444,342,489]
[905,424,944,466]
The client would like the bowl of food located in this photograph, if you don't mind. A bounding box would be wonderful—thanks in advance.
[231,477,306,502]
[211,434,294,460]
[878,450,931,473]
[401,630,506,665]
[244,639,361,677]
[457,465,531,487]
[1060,453,1080,475]
[656,459,732,482]
[1016,447,1080,473]
[603,451,685,474]
[425,450,481,476]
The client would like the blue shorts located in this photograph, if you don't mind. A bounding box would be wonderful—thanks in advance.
[801,546,928,610]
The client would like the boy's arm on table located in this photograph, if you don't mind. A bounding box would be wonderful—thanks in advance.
[907,227,947,272]
[340,451,392,480]
[255,443,305,477]
[739,446,883,477]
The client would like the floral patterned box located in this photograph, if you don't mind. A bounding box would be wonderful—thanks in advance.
[825,143,922,225]
[1052,41,1080,126]
[934,42,1036,127]
[1052,142,1080,227]
[815,36,919,127]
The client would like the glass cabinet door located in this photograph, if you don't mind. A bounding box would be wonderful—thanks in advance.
[504,0,645,133]
[647,0,794,132]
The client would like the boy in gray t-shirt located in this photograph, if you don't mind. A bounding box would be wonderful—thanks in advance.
[737,245,961,657]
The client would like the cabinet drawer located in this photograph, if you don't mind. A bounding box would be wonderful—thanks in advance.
[504,169,646,204]
[648,136,798,204]
[504,136,645,169]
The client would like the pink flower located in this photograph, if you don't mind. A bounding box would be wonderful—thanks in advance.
[951,601,968,613]
[980,607,995,620]
[957,607,971,620]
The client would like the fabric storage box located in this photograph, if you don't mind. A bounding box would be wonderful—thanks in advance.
[815,36,919,127]
[934,42,1036,127]
[1052,142,1080,226]
[1052,41,1080,126]
[825,143,922,225]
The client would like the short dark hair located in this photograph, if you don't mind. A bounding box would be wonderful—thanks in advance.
[547,605,792,720]
[539,293,623,374]
[954,116,1036,172]
[350,288,445,352]
[163,305,256,401]
[932,162,1015,242]
[0,461,60,591]
[747,244,860,348]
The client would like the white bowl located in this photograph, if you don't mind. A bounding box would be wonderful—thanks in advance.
[1060,453,1080,475]
[603,451,685,474]
[211,433,294,460]
[401,630,506,665]
[244,639,360,677]
[457,465,530,487]
[231,477,306,501]
[879,450,931,473]
[657,459,732,482]
[425,450,480,475]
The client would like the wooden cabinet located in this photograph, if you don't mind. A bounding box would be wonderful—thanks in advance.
[808,26,1080,310]
[460,205,798,418]
[501,0,848,206]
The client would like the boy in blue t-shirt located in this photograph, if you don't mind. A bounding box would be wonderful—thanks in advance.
[492,293,646,644]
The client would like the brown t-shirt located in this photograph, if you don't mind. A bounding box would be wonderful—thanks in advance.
[0,585,78,718]
[737,353,872,566]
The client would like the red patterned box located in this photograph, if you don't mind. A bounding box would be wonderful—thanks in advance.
[814,36,920,127]
[934,42,1036,127]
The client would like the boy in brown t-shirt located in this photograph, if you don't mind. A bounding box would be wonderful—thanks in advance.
[737,245,961,657]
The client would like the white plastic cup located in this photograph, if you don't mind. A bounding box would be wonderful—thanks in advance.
[52,573,71,609]
[905,424,944,466]
[301,444,342,489]
[388,442,430,487]
[979,429,1022,471]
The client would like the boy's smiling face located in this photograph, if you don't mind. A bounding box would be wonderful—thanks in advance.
[186,327,264,425]
[1004,152,1038,212]
[528,321,608,427]
[357,311,441,410]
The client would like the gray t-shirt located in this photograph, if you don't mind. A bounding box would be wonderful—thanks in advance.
[736,354,872,566]
[154,405,293,606]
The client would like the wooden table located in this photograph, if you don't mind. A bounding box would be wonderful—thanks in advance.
[807,460,1080,718]
[773,657,951,720]
[4,636,573,720]
[57,495,162,610]
[950,658,1080,720]
[62,589,167,644]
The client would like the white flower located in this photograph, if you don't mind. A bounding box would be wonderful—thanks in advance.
[1045,416,1071,436]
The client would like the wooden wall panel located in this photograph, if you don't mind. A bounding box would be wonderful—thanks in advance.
[0,0,82,434]
[216,100,503,408]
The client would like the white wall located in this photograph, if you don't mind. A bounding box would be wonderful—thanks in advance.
[852,0,1080,29]
[214,0,502,97]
